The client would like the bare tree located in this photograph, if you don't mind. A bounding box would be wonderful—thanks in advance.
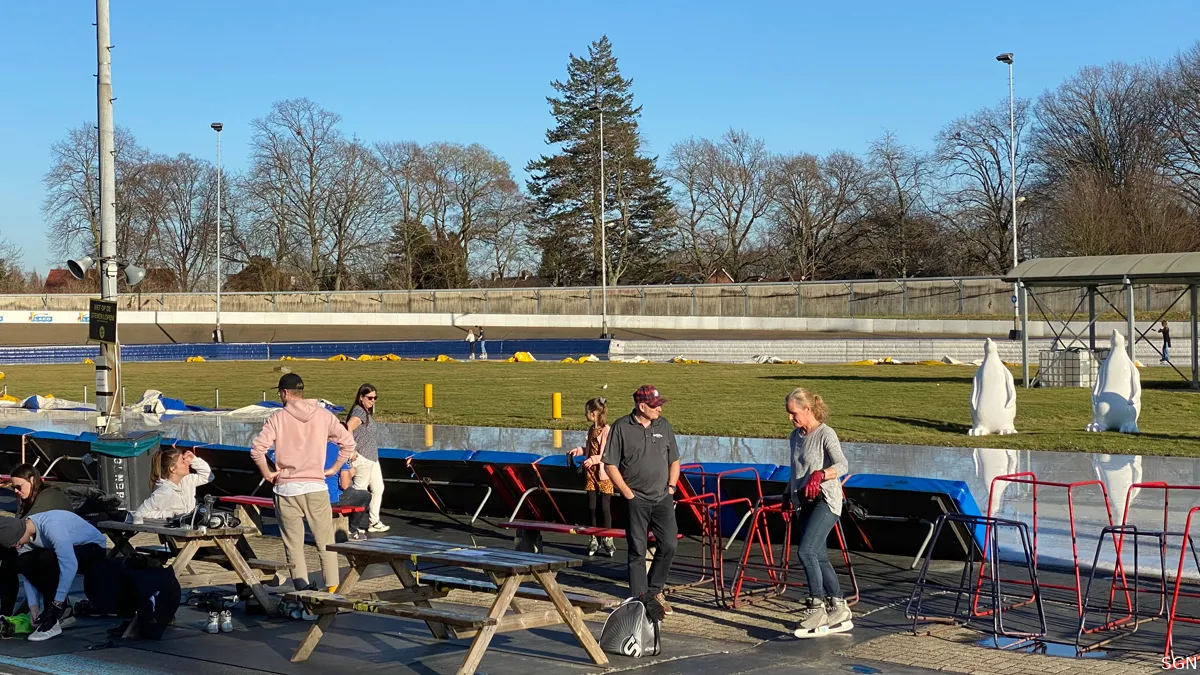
[666,129,776,281]
[865,132,934,278]
[149,154,216,291]
[473,186,536,281]
[771,151,869,280]
[323,140,390,290]
[1034,61,1195,254]
[1163,43,1200,210]
[42,124,147,260]
[933,99,1033,273]
[377,141,432,289]
[247,98,344,289]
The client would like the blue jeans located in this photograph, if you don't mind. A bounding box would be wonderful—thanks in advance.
[338,488,371,532]
[794,500,841,600]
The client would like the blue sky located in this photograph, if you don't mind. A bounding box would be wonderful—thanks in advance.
[3,0,1199,273]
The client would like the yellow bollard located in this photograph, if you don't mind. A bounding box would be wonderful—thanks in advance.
[424,424,434,448]
[424,383,433,414]
[552,392,562,420]
[553,429,562,449]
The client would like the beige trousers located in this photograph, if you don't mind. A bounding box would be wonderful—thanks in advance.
[275,490,338,588]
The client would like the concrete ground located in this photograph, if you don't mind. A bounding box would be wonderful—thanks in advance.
[0,507,1174,675]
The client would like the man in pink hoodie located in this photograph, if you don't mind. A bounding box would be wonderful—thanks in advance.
[251,373,355,592]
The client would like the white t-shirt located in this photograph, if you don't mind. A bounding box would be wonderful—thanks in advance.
[274,480,329,497]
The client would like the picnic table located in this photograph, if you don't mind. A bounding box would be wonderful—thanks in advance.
[287,535,612,675]
[97,520,285,616]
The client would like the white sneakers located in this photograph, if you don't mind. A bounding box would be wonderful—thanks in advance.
[367,522,390,533]
[205,610,233,634]
[28,602,74,642]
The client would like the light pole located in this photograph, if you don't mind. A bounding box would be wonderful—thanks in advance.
[211,122,224,343]
[997,52,1020,338]
[589,106,611,339]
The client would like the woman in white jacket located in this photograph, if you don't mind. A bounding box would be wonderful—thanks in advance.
[132,447,214,521]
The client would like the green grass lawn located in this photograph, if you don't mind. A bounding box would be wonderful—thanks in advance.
[1,360,1197,456]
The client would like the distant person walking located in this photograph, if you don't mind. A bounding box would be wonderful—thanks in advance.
[251,373,355,592]
[345,383,387,533]
[603,385,680,615]
[785,387,852,639]
[477,327,487,360]
[1154,321,1171,363]
[465,328,477,360]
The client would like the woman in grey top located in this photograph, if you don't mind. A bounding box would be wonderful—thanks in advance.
[785,387,853,638]
[345,383,388,532]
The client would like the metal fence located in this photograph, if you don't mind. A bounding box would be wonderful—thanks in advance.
[1,277,1193,319]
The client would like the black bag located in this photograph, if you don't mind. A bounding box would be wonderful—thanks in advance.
[118,566,181,640]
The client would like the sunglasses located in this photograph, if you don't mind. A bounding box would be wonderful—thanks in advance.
[364,395,377,400]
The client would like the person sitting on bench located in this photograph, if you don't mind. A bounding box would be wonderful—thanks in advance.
[336,453,372,541]
[0,510,107,641]
[2,465,72,617]
[131,446,214,522]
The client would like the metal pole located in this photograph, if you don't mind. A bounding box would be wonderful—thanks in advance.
[1125,277,1135,361]
[95,0,120,428]
[1191,284,1198,389]
[1008,58,1020,336]
[599,110,610,339]
[1088,287,1096,350]
[215,125,222,336]
[1019,282,1029,388]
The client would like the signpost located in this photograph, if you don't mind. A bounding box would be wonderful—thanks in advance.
[88,299,116,344]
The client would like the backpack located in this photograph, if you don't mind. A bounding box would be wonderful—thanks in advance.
[117,566,181,640]
[598,597,661,658]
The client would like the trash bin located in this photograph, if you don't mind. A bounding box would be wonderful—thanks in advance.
[89,430,161,512]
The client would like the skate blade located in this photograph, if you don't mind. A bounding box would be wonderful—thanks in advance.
[792,620,853,639]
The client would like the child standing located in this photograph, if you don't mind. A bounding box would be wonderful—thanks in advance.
[567,398,615,557]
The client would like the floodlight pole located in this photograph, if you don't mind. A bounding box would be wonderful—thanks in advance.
[997,52,1020,338]
[95,0,120,429]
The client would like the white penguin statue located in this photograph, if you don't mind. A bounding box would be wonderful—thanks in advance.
[1086,330,1142,434]
[968,338,1017,436]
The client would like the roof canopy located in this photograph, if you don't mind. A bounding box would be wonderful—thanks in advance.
[1002,253,1200,287]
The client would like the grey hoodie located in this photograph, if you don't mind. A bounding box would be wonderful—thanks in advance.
[131,456,214,521]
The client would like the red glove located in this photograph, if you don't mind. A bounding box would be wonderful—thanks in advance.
[804,471,824,500]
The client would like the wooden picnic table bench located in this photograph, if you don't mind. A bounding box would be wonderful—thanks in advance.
[287,535,612,675]
[97,520,283,636]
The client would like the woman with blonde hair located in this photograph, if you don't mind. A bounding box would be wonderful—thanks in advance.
[784,387,852,639]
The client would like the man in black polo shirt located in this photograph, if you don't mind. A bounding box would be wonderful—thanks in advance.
[603,385,680,613]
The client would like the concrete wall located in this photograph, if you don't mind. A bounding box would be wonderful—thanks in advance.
[611,337,1189,366]
[6,278,1195,319]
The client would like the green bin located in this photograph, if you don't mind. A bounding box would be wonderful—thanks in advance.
[90,430,161,512]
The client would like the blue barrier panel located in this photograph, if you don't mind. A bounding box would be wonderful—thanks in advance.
[0,339,612,365]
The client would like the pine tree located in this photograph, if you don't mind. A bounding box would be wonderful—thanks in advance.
[526,36,672,286]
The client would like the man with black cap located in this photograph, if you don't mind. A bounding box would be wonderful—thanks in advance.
[250,373,355,593]
[0,510,107,641]
[603,384,680,615]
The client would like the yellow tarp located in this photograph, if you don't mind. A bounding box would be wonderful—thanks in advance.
[506,352,537,363]
[436,354,459,363]
[279,356,323,361]
[186,356,205,363]
[670,356,705,364]
[82,358,94,365]
[847,359,877,366]
[0,394,17,403]
[357,353,405,362]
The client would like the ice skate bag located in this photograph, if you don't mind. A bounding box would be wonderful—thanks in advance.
[598,597,661,657]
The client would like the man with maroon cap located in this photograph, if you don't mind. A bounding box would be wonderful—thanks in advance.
[603,384,680,614]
